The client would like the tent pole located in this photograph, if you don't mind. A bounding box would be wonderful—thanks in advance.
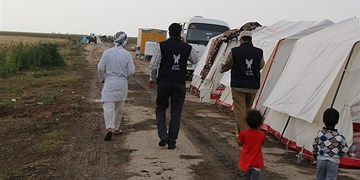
[331,42,359,107]
[278,116,291,143]
[262,107,268,117]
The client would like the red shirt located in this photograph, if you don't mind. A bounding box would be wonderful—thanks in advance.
[238,129,266,172]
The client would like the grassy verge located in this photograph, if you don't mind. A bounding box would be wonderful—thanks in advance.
[0,39,86,179]
[0,42,65,78]
[0,42,85,107]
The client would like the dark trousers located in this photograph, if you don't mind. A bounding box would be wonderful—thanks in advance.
[156,83,186,145]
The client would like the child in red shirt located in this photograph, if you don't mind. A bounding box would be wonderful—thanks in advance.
[235,110,266,180]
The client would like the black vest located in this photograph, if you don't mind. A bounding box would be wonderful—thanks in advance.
[157,37,192,84]
[231,43,263,89]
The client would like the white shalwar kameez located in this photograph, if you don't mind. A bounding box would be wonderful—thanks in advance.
[98,45,135,131]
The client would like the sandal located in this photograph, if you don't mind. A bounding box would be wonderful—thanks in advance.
[114,129,123,135]
[104,129,114,141]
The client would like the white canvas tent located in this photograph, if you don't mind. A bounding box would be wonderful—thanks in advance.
[217,20,330,108]
[263,18,360,168]
[192,20,298,103]
[219,21,299,88]
[190,35,238,103]
[196,37,240,102]
[190,25,269,95]
[254,20,335,114]
[190,37,216,91]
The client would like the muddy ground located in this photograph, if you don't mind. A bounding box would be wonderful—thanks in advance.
[0,42,359,180]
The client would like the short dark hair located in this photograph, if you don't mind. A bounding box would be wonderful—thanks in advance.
[169,23,182,37]
[241,36,252,42]
[323,108,339,128]
[246,110,263,129]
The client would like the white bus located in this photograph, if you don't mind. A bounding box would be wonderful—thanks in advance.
[178,16,230,79]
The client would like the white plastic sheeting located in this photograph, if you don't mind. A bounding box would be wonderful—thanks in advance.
[144,41,157,56]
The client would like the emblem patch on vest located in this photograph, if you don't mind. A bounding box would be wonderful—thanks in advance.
[172,54,181,70]
[245,59,254,76]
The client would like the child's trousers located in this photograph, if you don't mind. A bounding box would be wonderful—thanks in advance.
[316,160,339,180]
[241,167,261,180]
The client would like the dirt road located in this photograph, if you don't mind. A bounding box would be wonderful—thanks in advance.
[1,42,359,180]
[70,43,359,180]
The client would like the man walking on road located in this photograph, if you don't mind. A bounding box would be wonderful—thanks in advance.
[220,31,264,132]
[98,31,135,141]
[148,23,199,149]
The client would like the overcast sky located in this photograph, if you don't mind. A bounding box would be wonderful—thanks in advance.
[1,0,359,37]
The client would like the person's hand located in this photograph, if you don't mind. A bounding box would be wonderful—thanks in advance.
[148,80,156,89]
[232,128,239,135]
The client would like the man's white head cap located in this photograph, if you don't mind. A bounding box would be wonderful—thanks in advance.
[113,31,128,47]
[239,31,252,38]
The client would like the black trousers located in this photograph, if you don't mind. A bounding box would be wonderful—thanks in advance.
[156,83,186,145]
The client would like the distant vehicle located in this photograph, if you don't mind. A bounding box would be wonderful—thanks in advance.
[136,28,167,60]
[178,16,230,79]
[88,33,97,44]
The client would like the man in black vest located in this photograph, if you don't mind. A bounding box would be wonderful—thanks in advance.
[148,23,199,149]
[220,31,264,132]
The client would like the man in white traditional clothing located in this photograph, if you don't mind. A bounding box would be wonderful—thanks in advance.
[98,31,135,141]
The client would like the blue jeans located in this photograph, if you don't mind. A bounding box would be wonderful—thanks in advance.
[316,160,339,180]
[241,167,261,180]
[156,83,186,145]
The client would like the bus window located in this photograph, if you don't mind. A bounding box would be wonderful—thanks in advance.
[186,23,229,46]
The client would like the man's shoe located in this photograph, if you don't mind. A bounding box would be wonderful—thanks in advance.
[158,139,168,147]
[113,129,123,135]
[104,131,113,141]
[168,144,176,150]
